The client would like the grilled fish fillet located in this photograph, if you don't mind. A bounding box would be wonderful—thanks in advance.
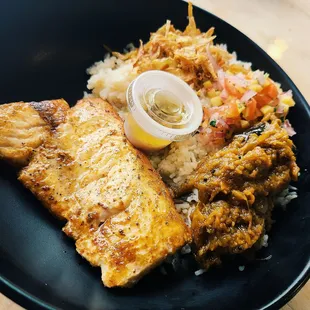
[19,98,191,287]
[0,99,69,166]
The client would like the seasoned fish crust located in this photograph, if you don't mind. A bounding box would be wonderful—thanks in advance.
[0,99,69,166]
[19,98,191,287]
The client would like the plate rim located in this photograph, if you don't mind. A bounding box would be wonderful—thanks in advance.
[1,2,310,309]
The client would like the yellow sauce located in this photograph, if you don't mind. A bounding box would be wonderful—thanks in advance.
[125,114,171,152]
[125,72,202,152]
[142,89,190,129]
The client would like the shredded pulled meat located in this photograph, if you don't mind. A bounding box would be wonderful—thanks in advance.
[178,119,299,270]
[113,3,228,90]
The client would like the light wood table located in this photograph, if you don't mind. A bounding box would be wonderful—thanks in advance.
[1,0,309,309]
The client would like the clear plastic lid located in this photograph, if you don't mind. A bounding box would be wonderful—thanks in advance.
[126,71,202,141]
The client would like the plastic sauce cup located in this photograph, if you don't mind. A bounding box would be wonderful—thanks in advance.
[124,71,203,152]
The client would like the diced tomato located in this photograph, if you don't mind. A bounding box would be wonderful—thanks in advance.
[269,97,279,107]
[255,83,278,108]
[224,78,242,98]
[226,101,240,118]
[209,130,226,143]
[226,117,237,125]
[243,98,257,121]
[254,108,263,118]
[255,93,271,108]
[262,83,278,99]
[213,130,226,139]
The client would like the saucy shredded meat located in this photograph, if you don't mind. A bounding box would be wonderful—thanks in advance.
[178,119,299,269]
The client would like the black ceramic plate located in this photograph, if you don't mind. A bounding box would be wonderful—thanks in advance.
[0,1,309,309]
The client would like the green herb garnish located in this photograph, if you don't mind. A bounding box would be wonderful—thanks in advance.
[209,120,217,127]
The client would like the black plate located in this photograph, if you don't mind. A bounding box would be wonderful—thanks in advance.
[0,1,309,309]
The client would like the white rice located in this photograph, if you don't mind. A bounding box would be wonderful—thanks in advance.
[195,269,206,276]
[257,255,273,261]
[150,135,209,186]
[261,234,269,248]
[186,188,199,203]
[180,244,192,255]
[238,266,245,272]
[275,185,298,209]
[216,43,252,69]
[229,51,252,70]
[175,201,195,226]
[86,56,137,109]
[174,188,199,226]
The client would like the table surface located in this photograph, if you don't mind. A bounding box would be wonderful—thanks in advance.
[1,0,309,309]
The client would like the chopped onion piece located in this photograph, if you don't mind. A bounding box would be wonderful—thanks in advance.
[206,44,220,72]
[227,75,249,87]
[210,112,220,121]
[217,69,225,90]
[283,119,296,136]
[240,90,257,103]
[276,104,285,114]
[195,269,206,276]
[281,89,293,98]
[217,118,229,129]
[220,88,229,100]
[252,70,266,85]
